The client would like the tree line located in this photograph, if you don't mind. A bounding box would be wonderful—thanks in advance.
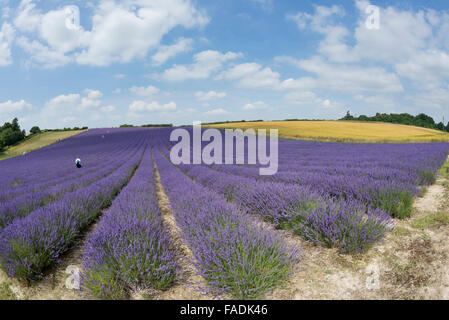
[0,117,88,151]
[341,112,449,132]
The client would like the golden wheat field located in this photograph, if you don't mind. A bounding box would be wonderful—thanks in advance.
[0,130,85,160]
[208,121,449,143]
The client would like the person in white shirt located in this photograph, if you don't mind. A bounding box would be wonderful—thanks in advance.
[75,158,82,168]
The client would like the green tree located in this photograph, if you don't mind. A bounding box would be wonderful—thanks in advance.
[30,126,41,135]
[341,111,354,120]
[11,118,20,131]
[0,128,23,146]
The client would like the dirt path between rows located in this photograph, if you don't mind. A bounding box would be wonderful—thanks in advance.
[413,180,446,216]
[149,152,215,300]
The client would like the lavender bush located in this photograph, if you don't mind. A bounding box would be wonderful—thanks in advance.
[0,130,148,281]
[154,149,298,299]
[81,149,179,299]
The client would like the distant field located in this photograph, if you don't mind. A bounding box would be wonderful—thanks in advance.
[208,121,449,143]
[0,130,85,160]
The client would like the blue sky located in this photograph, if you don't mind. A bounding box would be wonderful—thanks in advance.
[0,0,448,130]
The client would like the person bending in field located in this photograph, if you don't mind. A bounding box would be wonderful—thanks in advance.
[75,158,82,168]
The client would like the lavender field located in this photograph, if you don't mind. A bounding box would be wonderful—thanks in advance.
[0,128,448,300]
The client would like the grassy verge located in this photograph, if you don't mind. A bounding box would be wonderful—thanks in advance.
[0,130,85,160]
[440,160,449,180]
[411,212,449,230]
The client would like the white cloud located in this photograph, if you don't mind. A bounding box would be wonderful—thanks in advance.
[395,50,449,86]
[100,105,115,113]
[0,22,14,66]
[12,0,209,67]
[17,36,72,68]
[284,90,343,117]
[218,63,281,89]
[204,108,228,115]
[195,91,226,101]
[279,76,318,91]
[161,50,242,81]
[76,1,208,66]
[0,99,33,113]
[129,100,177,112]
[151,37,193,66]
[114,74,126,79]
[39,8,90,54]
[36,89,113,128]
[243,101,272,110]
[14,0,41,33]
[353,94,396,109]
[287,5,345,32]
[81,89,103,108]
[352,2,433,64]
[46,93,81,109]
[279,56,403,94]
[285,91,318,104]
[129,85,160,96]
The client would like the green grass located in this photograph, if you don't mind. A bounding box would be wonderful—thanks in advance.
[440,160,449,180]
[392,226,412,237]
[411,212,449,230]
[375,190,414,219]
[0,282,17,300]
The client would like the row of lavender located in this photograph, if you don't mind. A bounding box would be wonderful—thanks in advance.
[0,128,150,281]
[81,146,179,299]
[0,136,147,229]
[164,148,392,254]
[0,129,142,202]
[170,128,449,219]
[1,128,298,299]
[152,147,298,299]
[161,127,448,253]
[1,126,447,299]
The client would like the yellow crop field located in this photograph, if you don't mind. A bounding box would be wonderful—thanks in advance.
[0,130,85,160]
[208,121,449,143]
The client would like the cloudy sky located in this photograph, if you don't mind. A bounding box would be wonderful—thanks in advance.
[0,0,448,130]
